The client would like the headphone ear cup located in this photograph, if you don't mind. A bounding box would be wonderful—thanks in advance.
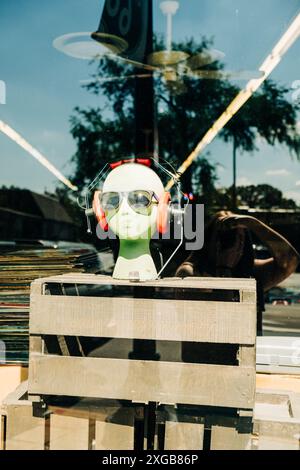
[93,191,108,232]
[157,192,171,234]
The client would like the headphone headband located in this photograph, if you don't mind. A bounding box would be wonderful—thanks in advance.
[109,158,152,170]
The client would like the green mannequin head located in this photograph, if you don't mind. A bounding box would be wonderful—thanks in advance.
[101,162,165,280]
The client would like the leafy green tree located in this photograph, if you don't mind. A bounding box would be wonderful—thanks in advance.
[69,36,300,194]
[233,184,298,209]
[193,156,218,195]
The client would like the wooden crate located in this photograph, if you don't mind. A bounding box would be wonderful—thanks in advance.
[155,390,300,450]
[3,385,300,450]
[252,389,300,450]
[28,273,257,413]
[0,382,45,450]
[1,382,142,450]
[155,405,252,450]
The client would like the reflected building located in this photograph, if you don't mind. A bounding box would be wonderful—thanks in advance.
[0,188,76,241]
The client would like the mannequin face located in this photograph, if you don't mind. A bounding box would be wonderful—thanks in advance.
[101,163,165,241]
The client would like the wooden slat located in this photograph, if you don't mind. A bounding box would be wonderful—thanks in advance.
[256,374,300,393]
[289,393,300,419]
[56,336,71,356]
[31,275,256,292]
[210,425,251,450]
[49,414,89,450]
[0,415,5,451]
[181,277,256,291]
[238,346,256,367]
[95,408,135,450]
[156,407,253,450]
[2,381,45,451]
[29,355,255,408]
[254,417,300,439]
[29,336,43,354]
[5,403,45,450]
[241,289,257,303]
[30,295,256,344]
[255,435,299,450]
[29,337,45,404]
[48,402,136,450]
[29,281,42,297]
[164,421,204,450]
[3,386,136,451]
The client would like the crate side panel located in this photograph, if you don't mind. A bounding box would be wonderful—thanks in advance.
[211,425,251,450]
[49,414,89,450]
[29,355,255,409]
[164,421,204,450]
[30,295,256,344]
[95,408,135,450]
[31,274,256,291]
[5,403,45,450]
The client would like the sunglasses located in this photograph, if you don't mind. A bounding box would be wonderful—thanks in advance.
[100,190,159,215]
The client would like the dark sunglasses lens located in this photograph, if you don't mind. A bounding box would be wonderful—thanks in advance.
[101,192,120,212]
[128,191,152,213]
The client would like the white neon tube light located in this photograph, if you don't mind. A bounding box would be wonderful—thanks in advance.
[0,120,78,192]
[166,12,300,190]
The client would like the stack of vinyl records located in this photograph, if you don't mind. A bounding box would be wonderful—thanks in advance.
[0,242,98,365]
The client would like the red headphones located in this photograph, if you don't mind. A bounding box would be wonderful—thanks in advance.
[92,158,171,234]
